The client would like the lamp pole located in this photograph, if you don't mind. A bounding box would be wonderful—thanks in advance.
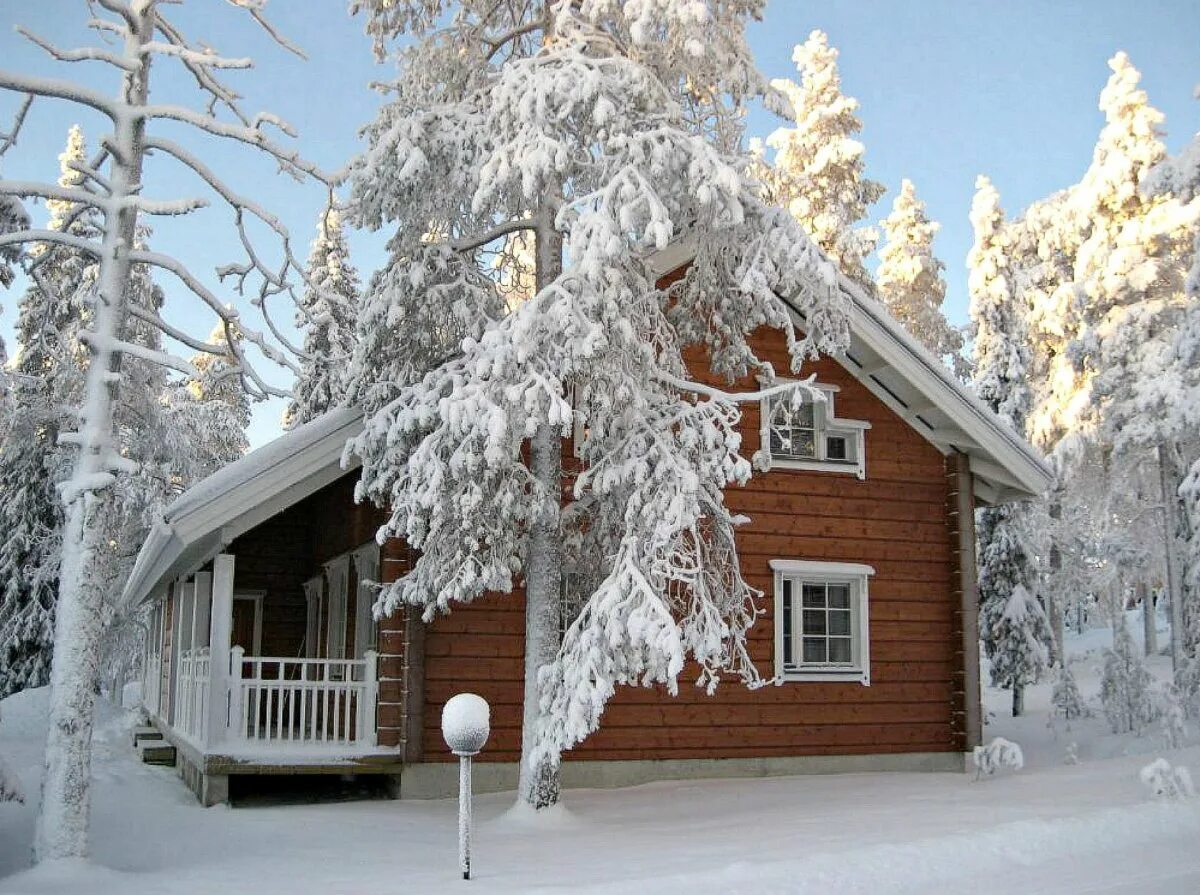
[441,693,490,882]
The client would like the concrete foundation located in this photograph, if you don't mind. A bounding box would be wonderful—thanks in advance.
[398,751,969,800]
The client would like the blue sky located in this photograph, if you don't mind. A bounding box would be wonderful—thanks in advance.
[1,0,1198,449]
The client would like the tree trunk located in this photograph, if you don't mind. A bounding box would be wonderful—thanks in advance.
[1011,684,1023,717]
[517,211,562,810]
[1158,442,1186,676]
[1139,580,1157,657]
[34,9,152,861]
[1047,498,1065,664]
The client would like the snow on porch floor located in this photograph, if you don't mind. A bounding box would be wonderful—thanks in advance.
[1,684,1198,895]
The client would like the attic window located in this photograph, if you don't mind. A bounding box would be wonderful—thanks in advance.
[761,384,870,479]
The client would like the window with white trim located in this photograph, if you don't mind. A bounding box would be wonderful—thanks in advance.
[351,542,380,659]
[324,555,350,662]
[761,384,870,479]
[771,559,873,685]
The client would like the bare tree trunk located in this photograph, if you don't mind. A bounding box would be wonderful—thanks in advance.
[517,211,562,810]
[1048,499,1065,664]
[1012,684,1023,717]
[1158,442,1186,676]
[1139,580,1157,657]
[34,7,152,862]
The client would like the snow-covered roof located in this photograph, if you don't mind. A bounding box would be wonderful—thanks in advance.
[122,405,363,607]
[125,247,1051,607]
[650,237,1053,505]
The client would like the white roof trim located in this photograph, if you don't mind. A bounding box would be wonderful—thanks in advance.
[650,240,1052,502]
[121,405,364,608]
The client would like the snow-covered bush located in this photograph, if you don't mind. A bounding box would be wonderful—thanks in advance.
[1063,741,1080,765]
[973,737,1024,779]
[1100,621,1158,734]
[1158,683,1189,750]
[1139,758,1195,799]
[1051,662,1090,721]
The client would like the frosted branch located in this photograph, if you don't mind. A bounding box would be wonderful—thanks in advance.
[126,302,232,357]
[0,228,101,257]
[234,2,309,60]
[16,26,139,71]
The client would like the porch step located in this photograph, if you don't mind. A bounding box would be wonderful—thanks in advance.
[132,726,164,749]
[138,741,176,766]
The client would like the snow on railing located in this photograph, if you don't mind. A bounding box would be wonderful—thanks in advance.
[229,647,378,748]
[175,648,211,745]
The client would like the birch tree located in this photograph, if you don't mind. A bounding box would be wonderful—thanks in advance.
[0,1,330,860]
[345,0,850,810]
[759,29,883,286]
[876,178,967,378]
[969,175,1049,716]
[284,205,360,428]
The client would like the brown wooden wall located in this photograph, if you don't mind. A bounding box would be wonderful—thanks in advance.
[406,325,962,764]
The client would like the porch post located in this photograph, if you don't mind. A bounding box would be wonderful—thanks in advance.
[207,554,236,745]
[361,649,379,746]
[168,576,187,726]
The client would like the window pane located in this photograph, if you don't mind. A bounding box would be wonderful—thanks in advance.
[829,609,851,635]
[825,435,848,461]
[782,579,792,666]
[828,637,852,664]
[802,584,825,607]
[828,585,851,609]
[802,638,827,663]
[802,610,826,635]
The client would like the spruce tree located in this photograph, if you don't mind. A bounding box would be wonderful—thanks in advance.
[284,205,360,428]
[969,175,1050,716]
[1100,619,1157,734]
[0,126,97,698]
[760,30,884,286]
[876,179,967,377]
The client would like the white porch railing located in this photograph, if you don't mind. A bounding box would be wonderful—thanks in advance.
[229,647,379,748]
[175,647,211,744]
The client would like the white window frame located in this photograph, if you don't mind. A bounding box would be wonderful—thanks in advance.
[232,591,265,656]
[302,576,323,659]
[771,559,873,685]
[351,542,380,660]
[324,555,350,661]
[760,382,870,480]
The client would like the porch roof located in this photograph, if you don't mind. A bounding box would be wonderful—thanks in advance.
[122,405,364,608]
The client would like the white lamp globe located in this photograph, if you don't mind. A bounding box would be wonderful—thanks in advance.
[441,693,490,756]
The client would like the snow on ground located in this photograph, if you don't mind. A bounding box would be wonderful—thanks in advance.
[1,615,1198,894]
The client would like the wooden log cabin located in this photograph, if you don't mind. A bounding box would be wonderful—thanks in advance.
[123,247,1051,805]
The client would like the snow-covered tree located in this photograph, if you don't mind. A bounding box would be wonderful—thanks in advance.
[1100,619,1157,735]
[969,174,1050,716]
[1067,55,1200,677]
[760,29,884,286]
[284,206,360,428]
[0,125,98,700]
[346,0,850,810]
[876,178,967,377]
[0,3,330,860]
[1051,662,1089,721]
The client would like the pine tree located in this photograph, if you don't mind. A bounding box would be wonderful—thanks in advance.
[969,174,1050,716]
[284,206,360,428]
[761,30,884,286]
[0,126,97,699]
[346,1,851,809]
[1100,618,1157,734]
[876,179,967,377]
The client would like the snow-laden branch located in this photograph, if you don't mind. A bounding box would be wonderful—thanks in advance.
[655,371,823,406]
[450,218,537,253]
[0,94,33,156]
[140,41,252,69]
[0,228,101,257]
[0,69,118,120]
[16,27,139,71]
